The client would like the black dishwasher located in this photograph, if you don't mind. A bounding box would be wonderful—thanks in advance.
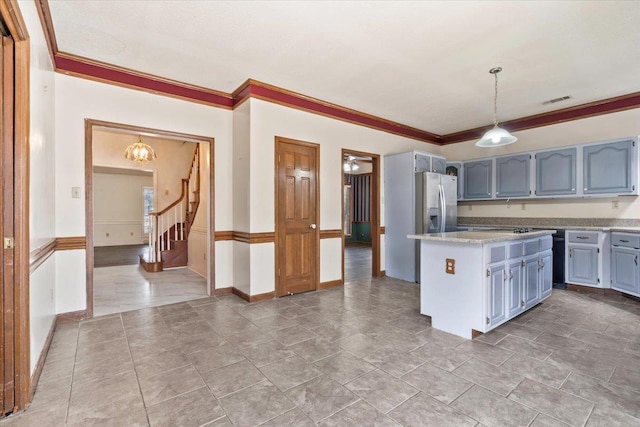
[552,230,566,289]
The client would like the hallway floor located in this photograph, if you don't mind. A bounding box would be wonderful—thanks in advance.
[93,265,208,316]
[5,278,640,426]
[344,244,372,283]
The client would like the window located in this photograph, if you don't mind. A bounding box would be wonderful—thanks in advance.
[143,187,154,234]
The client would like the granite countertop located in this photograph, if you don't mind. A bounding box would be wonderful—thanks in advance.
[407,229,556,244]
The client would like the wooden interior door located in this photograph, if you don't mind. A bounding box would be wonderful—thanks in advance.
[276,138,319,296]
[0,34,15,415]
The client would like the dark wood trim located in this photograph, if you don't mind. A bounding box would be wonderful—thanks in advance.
[248,291,276,303]
[29,317,55,399]
[55,236,86,251]
[56,310,88,323]
[34,0,56,62]
[565,284,615,295]
[380,226,385,234]
[318,280,343,290]
[213,287,233,296]
[471,329,483,339]
[233,231,276,244]
[231,287,249,302]
[214,231,234,241]
[234,80,440,144]
[275,137,321,298]
[139,256,163,273]
[85,119,217,316]
[441,91,640,145]
[29,239,56,274]
[320,229,342,239]
[2,0,32,412]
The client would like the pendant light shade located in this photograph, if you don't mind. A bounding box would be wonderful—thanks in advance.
[124,136,157,165]
[476,67,517,148]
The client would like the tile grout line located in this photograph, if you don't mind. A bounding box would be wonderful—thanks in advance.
[119,313,152,426]
[64,323,81,425]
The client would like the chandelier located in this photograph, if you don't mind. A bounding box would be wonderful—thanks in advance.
[476,67,518,148]
[124,136,157,165]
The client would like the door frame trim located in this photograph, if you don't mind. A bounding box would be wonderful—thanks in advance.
[0,0,30,412]
[341,149,382,280]
[84,119,215,317]
[274,136,321,297]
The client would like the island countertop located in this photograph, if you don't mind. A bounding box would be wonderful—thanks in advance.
[408,229,556,244]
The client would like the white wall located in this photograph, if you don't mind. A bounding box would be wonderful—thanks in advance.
[54,74,234,312]
[93,172,153,246]
[441,109,640,220]
[20,0,57,374]
[248,98,440,294]
[232,101,251,294]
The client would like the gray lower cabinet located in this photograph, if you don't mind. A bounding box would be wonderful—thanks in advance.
[464,159,492,199]
[539,251,552,299]
[583,140,635,195]
[610,232,640,296]
[446,162,463,199]
[568,245,598,286]
[535,148,577,196]
[496,154,531,198]
[487,264,506,327]
[507,260,523,317]
[523,254,540,309]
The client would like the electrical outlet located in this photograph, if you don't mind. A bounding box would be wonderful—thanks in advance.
[468,204,472,211]
[521,203,526,210]
[612,201,619,209]
[106,232,109,237]
[72,186,81,199]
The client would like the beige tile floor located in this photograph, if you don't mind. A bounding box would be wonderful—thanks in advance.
[4,277,640,426]
[93,265,208,316]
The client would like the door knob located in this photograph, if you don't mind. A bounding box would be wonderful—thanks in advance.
[310,224,317,229]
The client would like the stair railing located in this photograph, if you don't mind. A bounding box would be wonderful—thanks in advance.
[147,145,200,263]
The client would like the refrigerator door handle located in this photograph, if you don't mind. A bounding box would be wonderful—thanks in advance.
[439,183,446,233]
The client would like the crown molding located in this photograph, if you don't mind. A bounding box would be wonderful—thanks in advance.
[33,0,640,146]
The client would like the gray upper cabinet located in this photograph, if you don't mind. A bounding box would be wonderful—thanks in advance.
[464,159,492,199]
[583,140,635,195]
[431,156,447,174]
[535,148,577,196]
[415,153,431,173]
[446,162,463,200]
[496,154,530,198]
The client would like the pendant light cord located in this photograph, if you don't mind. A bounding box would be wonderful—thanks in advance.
[493,70,499,127]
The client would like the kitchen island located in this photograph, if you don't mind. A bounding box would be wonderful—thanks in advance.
[409,230,555,339]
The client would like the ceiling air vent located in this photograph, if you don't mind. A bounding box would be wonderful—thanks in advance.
[542,95,572,105]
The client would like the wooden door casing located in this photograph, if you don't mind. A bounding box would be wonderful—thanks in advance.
[276,138,319,297]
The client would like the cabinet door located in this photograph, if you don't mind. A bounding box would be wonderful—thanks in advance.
[446,163,463,200]
[507,260,523,318]
[568,245,598,286]
[496,154,531,198]
[583,140,635,195]
[415,154,431,173]
[535,148,577,196]
[431,156,447,174]
[464,159,492,199]
[523,254,539,309]
[539,251,553,299]
[611,247,639,294]
[487,264,506,327]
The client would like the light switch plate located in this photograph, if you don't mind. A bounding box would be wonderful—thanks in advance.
[72,187,81,199]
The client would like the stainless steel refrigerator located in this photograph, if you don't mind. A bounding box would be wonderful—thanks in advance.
[412,172,457,282]
[384,162,458,283]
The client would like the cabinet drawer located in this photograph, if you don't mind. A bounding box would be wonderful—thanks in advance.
[508,242,523,259]
[612,232,640,249]
[568,232,598,244]
[539,236,553,251]
[489,246,506,263]
[524,240,539,255]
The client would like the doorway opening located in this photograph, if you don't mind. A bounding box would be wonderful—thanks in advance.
[85,120,215,317]
[342,150,381,283]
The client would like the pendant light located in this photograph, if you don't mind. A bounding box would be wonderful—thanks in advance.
[124,135,157,165]
[476,67,517,148]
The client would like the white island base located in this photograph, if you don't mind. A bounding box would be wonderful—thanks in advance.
[410,230,554,339]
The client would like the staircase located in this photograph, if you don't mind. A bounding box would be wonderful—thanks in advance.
[140,145,200,272]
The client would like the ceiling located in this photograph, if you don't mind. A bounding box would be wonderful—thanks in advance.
[47,1,640,136]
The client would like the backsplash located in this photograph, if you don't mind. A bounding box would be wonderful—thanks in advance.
[457,217,640,228]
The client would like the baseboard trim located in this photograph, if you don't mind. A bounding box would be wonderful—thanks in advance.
[56,310,89,322]
[231,287,275,303]
[318,280,343,290]
[213,287,233,296]
[566,283,640,301]
[29,318,56,399]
